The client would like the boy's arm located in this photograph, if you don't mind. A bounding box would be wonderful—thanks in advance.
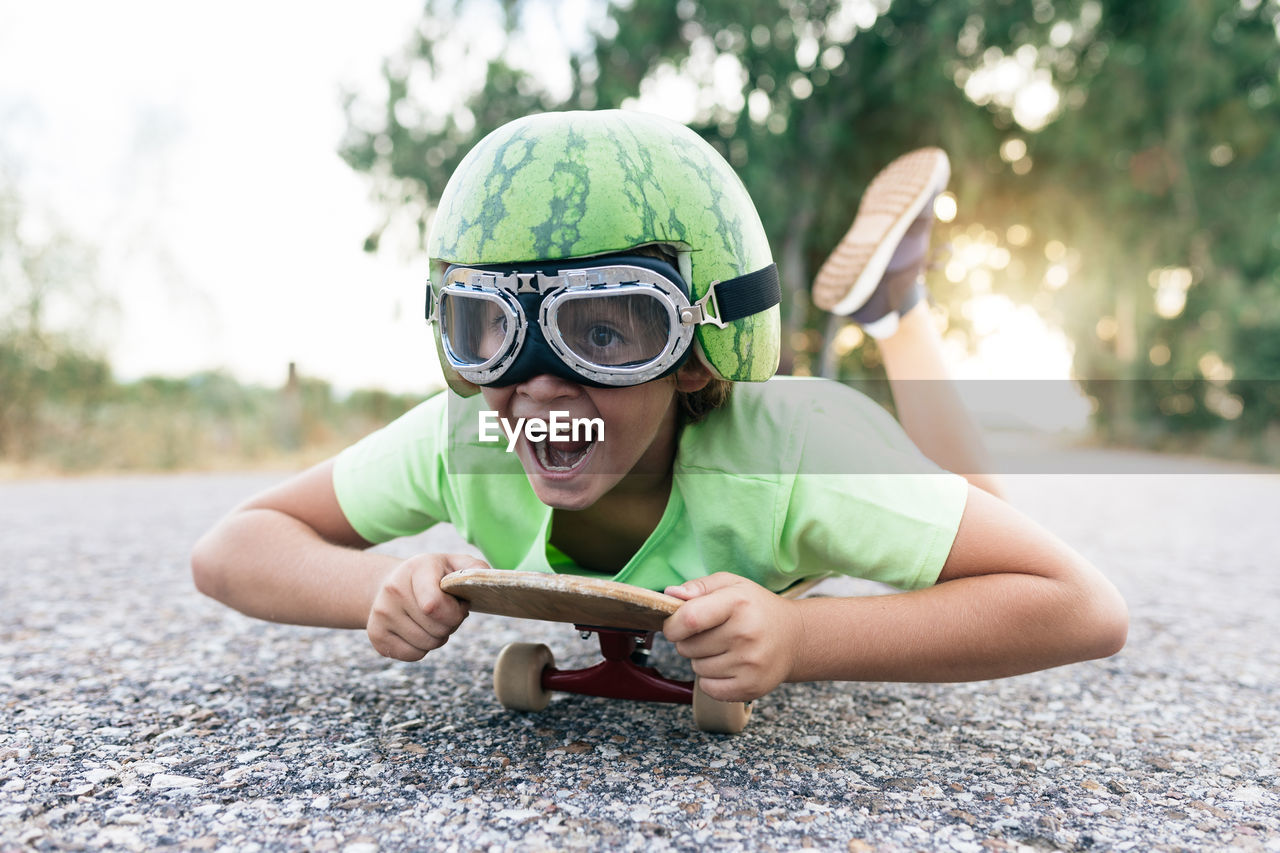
[191,459,481,659]
[663,485,1129,701]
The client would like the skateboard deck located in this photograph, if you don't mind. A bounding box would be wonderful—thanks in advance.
[439,568,680,632]
[439,567,826,734]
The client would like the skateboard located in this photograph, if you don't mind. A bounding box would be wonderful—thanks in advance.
[440,568,821,734]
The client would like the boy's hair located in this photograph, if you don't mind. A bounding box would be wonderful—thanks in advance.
[626,244,734,424]
[678,374,733,424]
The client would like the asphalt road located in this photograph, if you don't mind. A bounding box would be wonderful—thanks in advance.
[1,450,1278,851]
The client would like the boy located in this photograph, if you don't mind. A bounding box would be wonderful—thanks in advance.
[192,110,1126,704]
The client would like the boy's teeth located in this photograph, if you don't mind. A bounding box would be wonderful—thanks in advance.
[534,440,589,471]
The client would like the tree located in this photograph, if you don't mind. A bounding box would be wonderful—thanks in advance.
[342,0,1280,452]
[0,179,114,458]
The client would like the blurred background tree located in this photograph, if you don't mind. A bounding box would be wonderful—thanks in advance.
[0,179,114,460]
[340,0,1280,458]
[1,177,422,472]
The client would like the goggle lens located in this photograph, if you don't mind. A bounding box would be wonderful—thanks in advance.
[439,291,513,366]
[554,292,674,368]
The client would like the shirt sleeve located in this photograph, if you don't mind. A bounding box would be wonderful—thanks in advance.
[331,391,452,544]
[778,385,969,590]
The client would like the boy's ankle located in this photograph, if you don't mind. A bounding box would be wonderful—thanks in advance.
[873,299,935,350]
[851,270,928,339]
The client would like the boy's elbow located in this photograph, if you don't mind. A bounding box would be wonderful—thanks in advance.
[1100,595,1129,658]
[1085,580,1129,660]
[190,530,229,602]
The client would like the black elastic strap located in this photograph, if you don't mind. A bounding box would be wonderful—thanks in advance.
[714,263,781,323]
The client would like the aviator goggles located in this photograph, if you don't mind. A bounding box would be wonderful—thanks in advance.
[427,255,780,388]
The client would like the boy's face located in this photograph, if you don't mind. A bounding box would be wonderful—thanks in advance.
[480,364,710,511]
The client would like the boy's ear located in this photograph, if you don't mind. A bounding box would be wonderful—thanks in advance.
[674,359,713,393]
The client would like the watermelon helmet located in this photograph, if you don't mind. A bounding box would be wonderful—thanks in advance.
[425,110,781,396]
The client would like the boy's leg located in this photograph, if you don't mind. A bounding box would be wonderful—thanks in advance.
[876,303,1003,497]
[815,148,1004,498]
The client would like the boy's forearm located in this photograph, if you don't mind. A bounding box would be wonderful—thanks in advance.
[192,509,398,629]
[787,571,1126,683]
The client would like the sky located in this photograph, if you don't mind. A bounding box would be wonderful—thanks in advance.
[1,0,437,393]
[0,0,1085,426]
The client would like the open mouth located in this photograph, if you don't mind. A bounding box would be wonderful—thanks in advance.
[530,437,595,474]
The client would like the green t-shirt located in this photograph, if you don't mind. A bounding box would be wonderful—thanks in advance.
[332,377,968,592]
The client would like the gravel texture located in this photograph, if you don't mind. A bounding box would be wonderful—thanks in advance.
[1,452,1278,851]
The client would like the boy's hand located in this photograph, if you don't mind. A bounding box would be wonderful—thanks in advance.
[367,554,486,661]
[662,573,804,703]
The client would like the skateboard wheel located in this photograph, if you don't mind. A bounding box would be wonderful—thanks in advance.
[493,642,554,712]
[692,678,752,734]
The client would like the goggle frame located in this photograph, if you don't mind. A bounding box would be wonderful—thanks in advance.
[434,259,703,387]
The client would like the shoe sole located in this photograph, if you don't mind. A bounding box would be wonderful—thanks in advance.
[812,147,951,315]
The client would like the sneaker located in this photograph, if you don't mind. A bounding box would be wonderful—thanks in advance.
[812,147,950,338]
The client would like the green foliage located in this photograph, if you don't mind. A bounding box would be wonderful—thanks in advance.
[342,0,1279,451]
[0,180,115,459]
[1,178,426,474]
[994,0,1280,451]
[2,367,424,474]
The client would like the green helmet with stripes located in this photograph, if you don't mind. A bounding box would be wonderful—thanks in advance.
[426,109,781,395]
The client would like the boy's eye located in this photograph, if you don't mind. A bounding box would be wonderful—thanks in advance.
[587,325,621,348]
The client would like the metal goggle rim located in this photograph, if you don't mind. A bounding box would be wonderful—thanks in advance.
[436,286,526,385]
[435,264,702,387]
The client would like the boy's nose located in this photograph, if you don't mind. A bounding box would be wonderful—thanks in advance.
[514,373,582,404]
